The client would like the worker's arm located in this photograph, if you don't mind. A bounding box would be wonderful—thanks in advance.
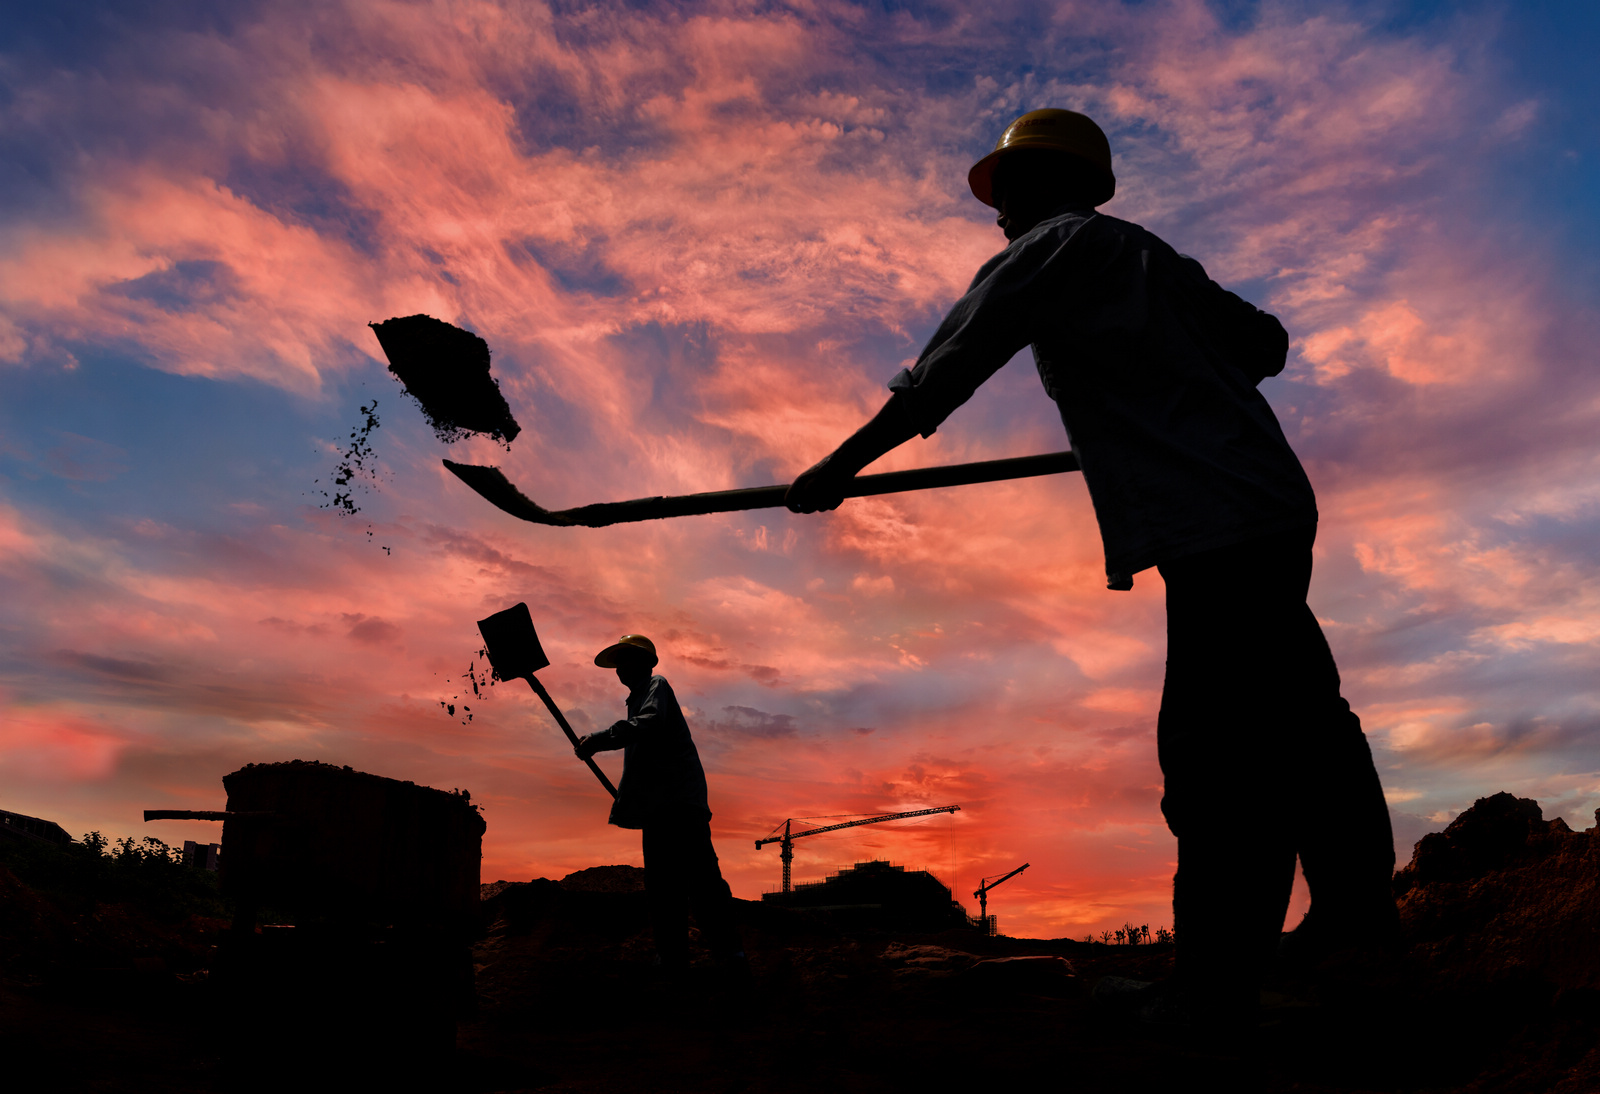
[574,678,666,759]
[574,724,625,759]
[786,219,1078,514]
[785,395,918,513]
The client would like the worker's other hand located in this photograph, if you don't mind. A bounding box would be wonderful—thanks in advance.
[573,735,597,761]
[785,454,851,513]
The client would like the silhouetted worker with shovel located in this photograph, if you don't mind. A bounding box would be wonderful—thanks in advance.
[574,634,748,981]
[786,109,1398,1032]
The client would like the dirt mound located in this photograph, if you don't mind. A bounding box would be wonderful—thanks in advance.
[1396,791,1600,990]
[479,879,518,902]
[560,864,647,893]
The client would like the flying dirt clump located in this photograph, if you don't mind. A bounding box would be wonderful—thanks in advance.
[369,315,521,446]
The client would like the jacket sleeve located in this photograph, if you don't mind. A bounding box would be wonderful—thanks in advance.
[587,678,669,751]
[1168,252,1289,385]
[889,217,1099,437]
[581,721,629,752]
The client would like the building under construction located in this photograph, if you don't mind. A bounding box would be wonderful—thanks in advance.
[0,808,71,847]
[762,859,973,931]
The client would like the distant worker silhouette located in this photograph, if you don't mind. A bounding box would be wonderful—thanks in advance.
[574,634,748,980]
[786,109,1398,1029]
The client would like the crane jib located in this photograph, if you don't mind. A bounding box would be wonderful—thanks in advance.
[754,804,960,848]
[974,861,1031,898]
[755,805,961,894]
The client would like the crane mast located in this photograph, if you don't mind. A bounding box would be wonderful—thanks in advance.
[755,805,961,893]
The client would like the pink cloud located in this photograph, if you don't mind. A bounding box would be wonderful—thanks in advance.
[0,700,132,782]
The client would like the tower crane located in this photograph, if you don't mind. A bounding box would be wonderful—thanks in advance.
[973,862,1030,921]
[755,805,960,892]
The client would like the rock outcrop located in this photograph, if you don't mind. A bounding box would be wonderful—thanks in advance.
[1395,791,1600,990]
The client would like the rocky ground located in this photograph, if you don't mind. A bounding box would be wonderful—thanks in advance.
[5,792,1600,1092]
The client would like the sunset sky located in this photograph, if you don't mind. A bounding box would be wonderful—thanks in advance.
[2,0,1596,939]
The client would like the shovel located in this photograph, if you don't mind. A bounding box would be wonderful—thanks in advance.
[478,602,617,799]
[366,312,1080,528]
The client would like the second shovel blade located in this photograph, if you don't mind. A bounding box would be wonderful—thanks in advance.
[477,602,551,681]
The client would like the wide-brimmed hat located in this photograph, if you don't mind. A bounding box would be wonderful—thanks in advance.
[594,634,658,668]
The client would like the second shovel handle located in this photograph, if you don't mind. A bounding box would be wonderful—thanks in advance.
[526,675,618,799]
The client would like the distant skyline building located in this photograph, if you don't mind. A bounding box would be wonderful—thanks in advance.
[183,840,221,871]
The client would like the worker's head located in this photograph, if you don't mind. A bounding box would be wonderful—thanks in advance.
[594,634,658,689]
[968,109,1115,241]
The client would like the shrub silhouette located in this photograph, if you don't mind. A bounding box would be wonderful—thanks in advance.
[1,830,228,922]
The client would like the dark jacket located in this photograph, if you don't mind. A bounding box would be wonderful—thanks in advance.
[583,675,711,829]
[888,207,1317,588]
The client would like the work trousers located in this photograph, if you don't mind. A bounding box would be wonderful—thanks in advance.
[641,816,743,967]
[1157,526,1397,1007]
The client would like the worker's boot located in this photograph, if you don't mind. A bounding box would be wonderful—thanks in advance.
[1276,905,1402,1000]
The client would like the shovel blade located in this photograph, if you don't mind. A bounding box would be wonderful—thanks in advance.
[477,602,550,681]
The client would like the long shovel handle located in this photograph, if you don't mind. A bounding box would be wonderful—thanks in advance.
[445,450,1080,529]
[525,675,618,799]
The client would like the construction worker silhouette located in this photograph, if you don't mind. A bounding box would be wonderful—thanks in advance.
[574,634,747,977]
[786,109,1398,1029]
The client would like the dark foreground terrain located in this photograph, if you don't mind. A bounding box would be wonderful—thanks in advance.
[5,792,1600,1093]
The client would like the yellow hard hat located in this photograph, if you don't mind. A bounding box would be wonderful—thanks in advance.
[594,634,658,668]
[968,109,1115,209]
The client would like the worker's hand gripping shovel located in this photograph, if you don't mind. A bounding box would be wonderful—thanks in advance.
[477,602,617,799]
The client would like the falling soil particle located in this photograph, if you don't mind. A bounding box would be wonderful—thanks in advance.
[369,315,521,445]
[314,400,381,515]
[438,647,496,724]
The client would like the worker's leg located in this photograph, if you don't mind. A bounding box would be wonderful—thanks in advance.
[642,823,691,968]
[1157,527,1324,1013]
[676,818,745,960]
[1159,526,1397,999]
[1213,530,1396,948]
[1168,826,1297,1016]
[1279,603,1398,950]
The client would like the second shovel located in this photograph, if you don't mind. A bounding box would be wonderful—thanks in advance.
[478,602,617,799]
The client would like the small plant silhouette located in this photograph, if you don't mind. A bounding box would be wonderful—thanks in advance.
[1090,923,1170,944]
